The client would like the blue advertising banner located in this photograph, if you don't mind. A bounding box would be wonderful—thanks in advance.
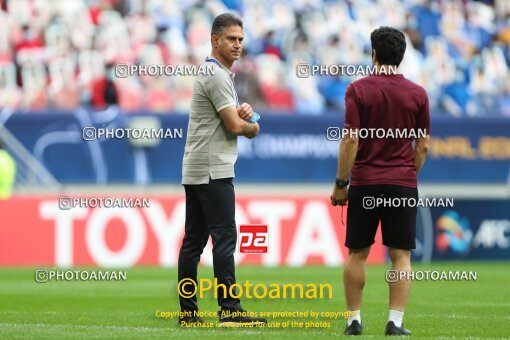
[3,110,510,184]
[3,110,188,184]
[413,199,510,262]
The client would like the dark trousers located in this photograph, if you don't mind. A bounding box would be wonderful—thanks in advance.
[178,178,242,311]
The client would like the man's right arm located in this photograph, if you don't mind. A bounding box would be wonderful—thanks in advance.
[204,70,260,139]
[219,106,260,139]
[414,136,429,173]
[415,90,431,174]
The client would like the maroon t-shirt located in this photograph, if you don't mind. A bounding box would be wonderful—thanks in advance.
[344,74,430,188]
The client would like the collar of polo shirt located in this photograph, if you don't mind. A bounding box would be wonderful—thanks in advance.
[207,56,235,78]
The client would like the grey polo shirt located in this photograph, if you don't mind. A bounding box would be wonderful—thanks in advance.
[182,58,239,185]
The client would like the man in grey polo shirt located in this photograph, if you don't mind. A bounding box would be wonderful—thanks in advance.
[178,13,266,327]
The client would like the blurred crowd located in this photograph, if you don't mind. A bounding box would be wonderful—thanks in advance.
[0,0,509,116]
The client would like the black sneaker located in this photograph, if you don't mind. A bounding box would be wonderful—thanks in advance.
[178,310,206,327]
[218,309,267,327]
[343,320,362,335]
[385,321,411,336]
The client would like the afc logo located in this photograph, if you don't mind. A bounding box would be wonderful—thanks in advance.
[239,225,268,253]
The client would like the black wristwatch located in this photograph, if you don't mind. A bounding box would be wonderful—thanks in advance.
[335,178,349,188]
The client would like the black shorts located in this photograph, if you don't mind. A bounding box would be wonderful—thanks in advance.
[345,184,418,250]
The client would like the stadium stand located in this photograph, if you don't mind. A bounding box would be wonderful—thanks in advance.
[0,0,508,116]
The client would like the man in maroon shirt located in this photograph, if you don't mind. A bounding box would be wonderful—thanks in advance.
[330,27,430,336]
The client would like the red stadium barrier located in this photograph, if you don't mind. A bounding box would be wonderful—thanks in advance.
[0,196,385,267]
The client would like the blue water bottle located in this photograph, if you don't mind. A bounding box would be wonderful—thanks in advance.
[248,112,261,123]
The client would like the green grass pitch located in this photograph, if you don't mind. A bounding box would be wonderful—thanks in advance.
[0,262,509,339]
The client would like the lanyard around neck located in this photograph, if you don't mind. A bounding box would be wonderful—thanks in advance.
[205,56,223,69]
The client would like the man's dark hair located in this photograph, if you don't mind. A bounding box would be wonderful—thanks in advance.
[370,27,406,66]
[211,13,243,37]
